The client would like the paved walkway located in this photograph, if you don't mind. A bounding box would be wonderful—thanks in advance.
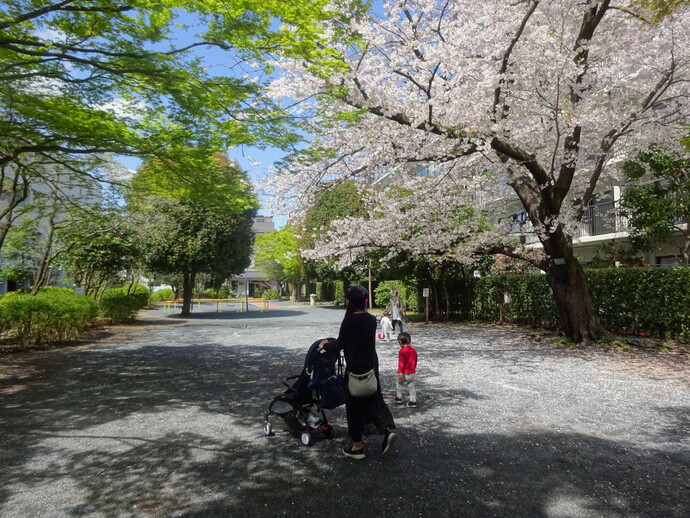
[1,302,688,517]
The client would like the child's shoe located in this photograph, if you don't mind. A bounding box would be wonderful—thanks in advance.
[394,397,403,404]
[407,401,417,408]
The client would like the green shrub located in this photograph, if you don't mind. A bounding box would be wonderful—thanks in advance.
[262,288,280,300]
[466,267,690,340]
[216,285,232,298]
[316,281,336,301]
[334,282,344,303]
[150,288,174,303]
[0,288,99,346]
[375,281,419,312]
[587,267,690,339]
[99,284,150,323]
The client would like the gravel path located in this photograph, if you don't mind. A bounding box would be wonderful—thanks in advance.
[1,301,688,518]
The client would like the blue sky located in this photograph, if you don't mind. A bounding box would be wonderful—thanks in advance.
[117,4,389,229]
[116,9,297,229]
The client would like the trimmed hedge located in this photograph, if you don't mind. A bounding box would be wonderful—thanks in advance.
[0,288,99,345]
[586,268,690,339]
[471,274,559,330]
[99,284,150,323]
[468,268,690,340]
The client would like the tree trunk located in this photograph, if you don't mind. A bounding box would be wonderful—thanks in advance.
[31,210,57,295]
[0,170,29,253]
[442,277,450,321]
[431,278,439,318]
[543,232,605,344]
[0,213,12,253]
[181,271,196,316]
[288,282,301,302]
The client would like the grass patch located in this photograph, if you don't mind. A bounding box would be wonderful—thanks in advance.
[549,337,576,348]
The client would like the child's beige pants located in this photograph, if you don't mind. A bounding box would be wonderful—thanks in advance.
[396,373,416,403]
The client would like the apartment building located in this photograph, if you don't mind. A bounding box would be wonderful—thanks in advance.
[0,170,102,294]
[228,215,275,297]
[498,180,685,266]
[375,163,685,266]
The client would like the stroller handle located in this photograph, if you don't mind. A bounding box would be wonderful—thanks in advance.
[283,374,300,388]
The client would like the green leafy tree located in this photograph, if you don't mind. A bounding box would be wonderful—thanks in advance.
[129,152,258,315]
[58,218,141,296]
[301,180,370,289]
[136,198,255,316]
[0,217,41,289]
[621,146,690,266]
[254,226,304,301]
[128,152,255,215]
[0,0,356,254]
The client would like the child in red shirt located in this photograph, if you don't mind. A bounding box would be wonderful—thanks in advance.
[395,332,418,408]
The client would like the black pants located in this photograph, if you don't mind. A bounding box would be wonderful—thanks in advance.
[392,319,404,333]
[345,378,388,442]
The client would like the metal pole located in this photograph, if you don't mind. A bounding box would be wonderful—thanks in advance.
[244,273,249,312]
[368,258,373,309]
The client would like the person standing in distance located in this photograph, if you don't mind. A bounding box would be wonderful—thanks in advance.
[388,288,405,333]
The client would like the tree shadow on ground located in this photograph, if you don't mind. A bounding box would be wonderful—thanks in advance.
[1,340,688,517]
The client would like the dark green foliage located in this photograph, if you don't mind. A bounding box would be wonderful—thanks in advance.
[586,268,690,339]
[316,281,336,301]
[139,199,255,279]
[470,274,559,329]
[465,269,690,340]
[374,281,419,312]
[0,288,99,346]
[99,284,150,324]
[301,180,369,283]
[621,146,690,265]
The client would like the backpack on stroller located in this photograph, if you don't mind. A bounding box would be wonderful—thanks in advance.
[263,337,346,446]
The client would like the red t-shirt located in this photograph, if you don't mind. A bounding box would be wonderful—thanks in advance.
[397,346,417,374]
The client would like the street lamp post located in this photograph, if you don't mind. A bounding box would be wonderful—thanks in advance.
[368,258,373,309]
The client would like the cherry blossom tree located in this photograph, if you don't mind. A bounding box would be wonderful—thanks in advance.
[265,0,690,343]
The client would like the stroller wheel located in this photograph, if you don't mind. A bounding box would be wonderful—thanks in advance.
[300,432,313,446]
[263,422,273,436]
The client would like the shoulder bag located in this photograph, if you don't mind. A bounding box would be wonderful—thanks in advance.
[347,368,377,397]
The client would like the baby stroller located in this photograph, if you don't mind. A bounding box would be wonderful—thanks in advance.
[263,338,346,446]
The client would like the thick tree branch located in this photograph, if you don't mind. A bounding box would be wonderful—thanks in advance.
[492,0,540,123]
[554,0,612,201]
[0,2,133,31]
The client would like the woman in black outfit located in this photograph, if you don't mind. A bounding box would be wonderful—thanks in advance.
[320,284,396,459]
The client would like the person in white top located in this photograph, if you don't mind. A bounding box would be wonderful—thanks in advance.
[387,289,405,333]
[380,311,394,341]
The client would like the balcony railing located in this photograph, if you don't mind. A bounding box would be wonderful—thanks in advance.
[499,201,630,245]
[577,200,630,237]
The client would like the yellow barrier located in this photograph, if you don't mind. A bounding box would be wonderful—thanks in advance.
[163,298,269,313]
